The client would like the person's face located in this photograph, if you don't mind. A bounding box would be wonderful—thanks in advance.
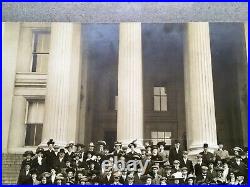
[87,153,92,158]
[183,153,188,159]
[75,156,80,161]
[198,157,202,162]
[182,170,188,175]
[173,162,179,168]
[90,163,95,169]
[89,146,94,151]
[146,155,151,160]
[188,179,193,184]
[175,143,180,148]
[234,151,239,155]
[218,171,223,177]
[80,181,86,185]
[25,165,30,171]
[66,161,71,167]
[160,180,167,185]
[41,177,47,184]
[32,174,37,179]
[229,173,235,179]
[237,176,244,181]
[218,144,223,149]
[152,149,157,155]
[38,152,43,157]
[223,163,228,169]
[48,144,54,150]
[130,145,135,150]
[114,176,120,181]
[202,169,207,174]
[59,152,64,157]
[78,173,83,179]
[153,168,158,174]
[159,145,164,150]
[174,179,180,184]
[128,177,134,183]
[51,169,56,175]
[146,178,152,184]
[236,158,241,162]
[117,163,122,169]
[109,157,114,162]
[68,146,73,152]
[68,171,74,178]
[100,145,104,150]
[26,155,31,160]
[56,179,62,184]
[204,147,208,152]
[122,171,127,175]
[209,163,214,169]
[54,147,59,152]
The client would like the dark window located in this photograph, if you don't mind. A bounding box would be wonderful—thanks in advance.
[153,87,167,111]
[31,31,50,73]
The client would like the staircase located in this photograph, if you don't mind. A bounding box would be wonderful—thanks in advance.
[2,154,23,184]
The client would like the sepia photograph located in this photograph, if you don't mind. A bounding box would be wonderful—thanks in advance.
[2,2,248,185]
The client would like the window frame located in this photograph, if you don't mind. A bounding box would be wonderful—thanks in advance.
[30,30,50,73]
[153,86,168,112]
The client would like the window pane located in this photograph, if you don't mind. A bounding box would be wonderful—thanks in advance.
[25,124,35,146]
[161,96,167,111]
[27,101,45,124]
[35,54,49,73]
[160,87,167,96]
[153,87,160,95]
[165,139,172,145]
[151,131,157,139]
[165,132,171,138]
[36,33,50,53]
[154,96,160,111]
[35,124,43,146]
[158,132,164,139]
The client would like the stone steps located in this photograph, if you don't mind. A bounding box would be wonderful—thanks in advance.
[2,154,23,184]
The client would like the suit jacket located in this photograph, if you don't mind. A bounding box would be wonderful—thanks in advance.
[180,158,194,174]
[31,157,47,175]
[17,169,32,184]
[53,157,67,172]
[199,151,214,165]
[100,174,114,184]
[194,162,207,178]
[169,147,183,164]
[196,173,213,184]
[119,175,128,184]
[44,149,56,170]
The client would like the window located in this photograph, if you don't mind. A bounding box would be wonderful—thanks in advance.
[31,31,50,73]
[153,87,167,111]
[151,131,172,145]
[25,100,45,146]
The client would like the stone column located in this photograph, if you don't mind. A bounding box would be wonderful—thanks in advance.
[244,22,248,61]
[2,22,21,153]
[41,23,82,146]
[117,22,144,147]
[184,22,218,154]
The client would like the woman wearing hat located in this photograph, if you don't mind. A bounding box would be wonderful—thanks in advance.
[157,141,168,161]
[187,174,196,185]
[32,148,47,176]
[55,173,65,185]
[44,139,55,171]
[53,149,67,172]
[30,169,41,185]
[126,140,141,161]
[21,151,34,170]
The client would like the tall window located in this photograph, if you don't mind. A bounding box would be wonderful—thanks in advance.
[153,87,167,111]
[31,31,50,73]
[25,100,45,146]
[151,131,172,145]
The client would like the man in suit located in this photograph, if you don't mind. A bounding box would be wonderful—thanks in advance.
[199,143,214,165]
[53,148,68,172]
[214,142,230,161]
[31,148,47,176]
[100,168,114,184]
[196,166,213,184]
[44,139,56,171]
[180,151,194,174]
[169,140,183,165]
[194,154,207,178]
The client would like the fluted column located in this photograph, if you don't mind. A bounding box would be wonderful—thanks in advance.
[41,23,82,146]
[2,22,21,153]
[117,22,143,147]
[184,22,218,154]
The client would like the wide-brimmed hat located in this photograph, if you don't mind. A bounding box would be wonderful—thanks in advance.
[233,147,243,152]
[36,147,44,154]
[187,174,196,180]
[59,148,66,154]
[114,141,122,146]
[201,166,208,170]
[75,143,85,148]
[128,140,137,148]
[55,173,64,180]
[41,172,51,178]
[157,141,166,147]
[89,142,95,147]
[47,139,55,145]
[97,141,106,146]
[23,150,34,157]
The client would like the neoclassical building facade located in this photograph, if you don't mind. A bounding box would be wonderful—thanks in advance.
[2,22,248,155]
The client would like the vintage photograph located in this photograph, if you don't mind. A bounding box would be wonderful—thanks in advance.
[2,2,248,185]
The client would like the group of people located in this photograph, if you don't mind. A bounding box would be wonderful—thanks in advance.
[17,139,248,185]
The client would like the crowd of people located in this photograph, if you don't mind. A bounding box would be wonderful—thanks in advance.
[17,139,248,185]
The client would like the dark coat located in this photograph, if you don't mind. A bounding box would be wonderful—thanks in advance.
[169,147,183,164]
[31,157,47,175]
[17,169,32,184]
[199,151,214,165]
[194,162,207,178]
[180,158,194,174]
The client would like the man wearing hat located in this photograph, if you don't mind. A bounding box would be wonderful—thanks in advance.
[151,165,162,184]
[199,143,214,165]
[180,151,194,174]
[168,174,184,184]
[230,155,247,178]
[44,139,56,171]
[75,143,86,161]
[72,152,88,172]
[187,174,196,185]
[65,141,75,162]
[112,172,123,185]
[169,140,183,165]
[65,168,76,184]
[196,166,213,184]
[53,148,68,172]
[97,140,106,156]
[213,167,226,184]
[194,154,207,178]
[126,174,135,185]
[113,141,124,157]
